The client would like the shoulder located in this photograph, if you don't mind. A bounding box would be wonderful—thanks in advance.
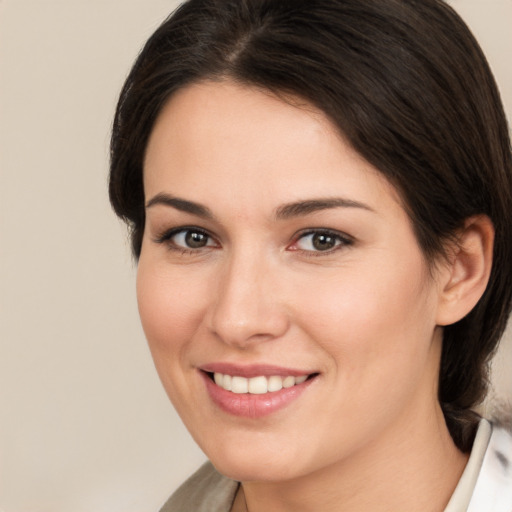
[159,462,239,512]
[467,420,512,512]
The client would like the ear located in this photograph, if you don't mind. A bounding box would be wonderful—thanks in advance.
[436,215,494,326]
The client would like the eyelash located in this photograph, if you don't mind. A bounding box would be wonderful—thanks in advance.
[290,229,354,256]
[153,227,353,256]
[153,226,219,255]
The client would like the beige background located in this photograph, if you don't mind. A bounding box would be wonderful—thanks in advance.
[0,1,510,511]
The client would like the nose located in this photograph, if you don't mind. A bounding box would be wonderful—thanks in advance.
[206,251,290,348]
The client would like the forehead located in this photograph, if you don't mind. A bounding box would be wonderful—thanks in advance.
[143,80,401,213]
[144,80,336,170]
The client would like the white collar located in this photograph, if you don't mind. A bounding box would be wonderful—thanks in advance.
[444,419,512,512]
[467,421,512,512]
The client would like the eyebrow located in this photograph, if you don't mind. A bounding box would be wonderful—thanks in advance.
[275,198,374,219]
[146,193,215,219]
[145,193,374,220]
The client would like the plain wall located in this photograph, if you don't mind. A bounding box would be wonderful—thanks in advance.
[0,1,510,511]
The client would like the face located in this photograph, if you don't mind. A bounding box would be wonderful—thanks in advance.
[138,81,445,482]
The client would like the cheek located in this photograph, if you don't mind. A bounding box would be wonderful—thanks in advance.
[136,257,214,423]
[294,253,437,385]
[291,262,440,451]
[136,258,208,358]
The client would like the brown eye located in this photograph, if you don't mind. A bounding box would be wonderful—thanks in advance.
[184,230,209,248]
[293,230,352,254]
[161,228,216,250]
[311,233,337,251]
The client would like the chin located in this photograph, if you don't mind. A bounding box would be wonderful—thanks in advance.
[200,434,316,483]
[210,455,300,483]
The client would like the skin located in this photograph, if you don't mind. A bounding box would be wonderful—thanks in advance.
[138,81,492,511]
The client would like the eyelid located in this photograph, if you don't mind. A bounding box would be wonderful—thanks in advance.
[153,226,219,249]
[288,228,354,254]
[151,225,353,255]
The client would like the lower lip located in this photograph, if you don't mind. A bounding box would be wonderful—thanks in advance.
[201,372,315,418]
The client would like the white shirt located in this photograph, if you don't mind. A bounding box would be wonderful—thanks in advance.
[445,419,512,512]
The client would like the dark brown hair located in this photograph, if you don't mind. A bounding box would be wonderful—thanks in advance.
[109,0,512,451]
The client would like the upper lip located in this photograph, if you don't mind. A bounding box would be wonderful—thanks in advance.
[200,362,316,378]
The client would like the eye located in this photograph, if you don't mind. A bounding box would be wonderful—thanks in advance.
[174,229,213,249]
[291,230,352,253]
[156,227,217,250]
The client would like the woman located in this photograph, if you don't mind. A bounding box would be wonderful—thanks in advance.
[109,0,512,510]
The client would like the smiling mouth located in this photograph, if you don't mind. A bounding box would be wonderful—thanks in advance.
[207,372,317,395]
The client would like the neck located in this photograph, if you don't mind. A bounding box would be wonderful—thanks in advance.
[234,401,468,512]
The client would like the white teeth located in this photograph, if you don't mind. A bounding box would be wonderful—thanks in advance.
[267,375,283,392]
[231,376,248,394]
[222,374,232,391]
[282,376,295,388]
[212,372,310,394]
[248,376,268,394]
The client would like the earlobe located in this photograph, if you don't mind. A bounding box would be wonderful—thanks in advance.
[436,215,494,326]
